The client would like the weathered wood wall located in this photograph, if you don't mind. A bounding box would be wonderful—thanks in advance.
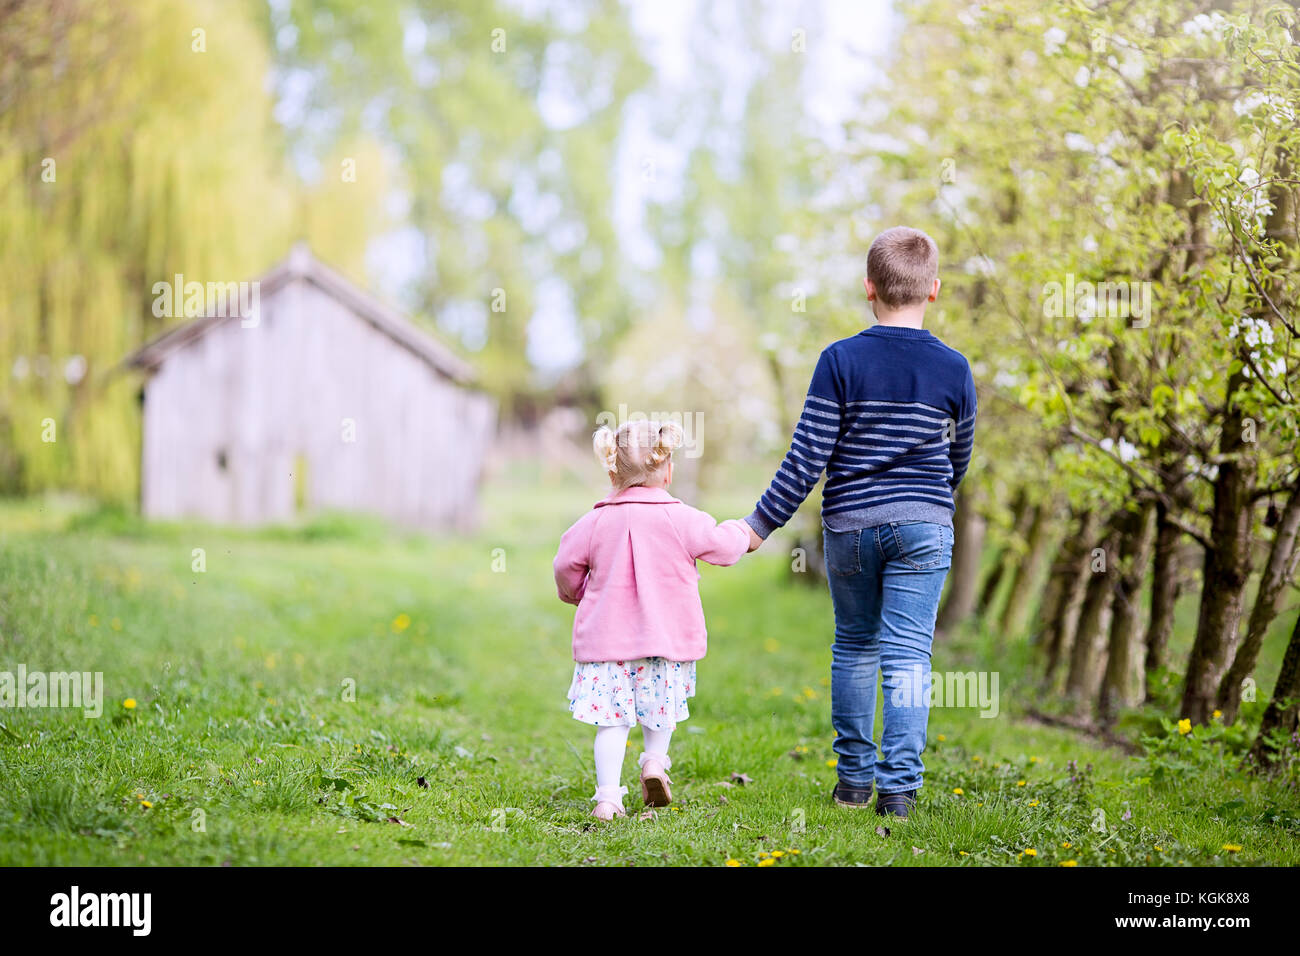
[140,277,495,531]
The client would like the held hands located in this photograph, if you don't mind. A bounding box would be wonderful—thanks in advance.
[744,523,763,553]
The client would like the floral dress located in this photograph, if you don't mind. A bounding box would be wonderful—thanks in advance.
[567,657,696,731]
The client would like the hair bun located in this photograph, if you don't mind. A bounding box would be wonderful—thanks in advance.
[646,420,683,466]
[592,426,618,472]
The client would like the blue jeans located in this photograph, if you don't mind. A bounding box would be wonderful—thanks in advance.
[823,520,953,794]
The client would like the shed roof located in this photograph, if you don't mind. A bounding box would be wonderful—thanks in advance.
[124,244,477,384]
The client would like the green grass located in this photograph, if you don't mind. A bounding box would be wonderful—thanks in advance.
[0,467,1296,866]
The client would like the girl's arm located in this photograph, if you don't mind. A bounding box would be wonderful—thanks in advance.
[673,507,751,567]
[553,513,595,605]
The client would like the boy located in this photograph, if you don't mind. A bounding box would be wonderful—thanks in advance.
[742,226,977,818]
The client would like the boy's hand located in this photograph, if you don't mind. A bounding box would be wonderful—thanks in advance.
[745,524,764,553]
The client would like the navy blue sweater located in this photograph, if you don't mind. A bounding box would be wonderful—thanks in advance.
[746,325,977,537]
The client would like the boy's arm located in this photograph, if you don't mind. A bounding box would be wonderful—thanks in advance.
[553,514,595,605]
[948,363,977,490]
[744,349,842,542]
[675,507,751,566]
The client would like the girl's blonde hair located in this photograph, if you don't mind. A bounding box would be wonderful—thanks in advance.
[592,419,684,490]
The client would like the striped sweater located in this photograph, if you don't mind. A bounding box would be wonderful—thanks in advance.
[745,324,977,538]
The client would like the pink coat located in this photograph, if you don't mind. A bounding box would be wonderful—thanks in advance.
[553,485,751,663]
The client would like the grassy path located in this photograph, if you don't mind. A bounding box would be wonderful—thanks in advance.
[0,480,1294,866]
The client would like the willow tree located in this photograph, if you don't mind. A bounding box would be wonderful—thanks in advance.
[0,0,294,499]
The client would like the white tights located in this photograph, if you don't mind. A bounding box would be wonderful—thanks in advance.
[592,724,673,804]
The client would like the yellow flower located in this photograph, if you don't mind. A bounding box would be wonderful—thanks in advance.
[1029,756,1039,763]
[1059,859,1077,867]
[1177,718,1192,735]
[758,851,770,859]
[391,613,411,633]
[1027,800,1040,807]
[1023,848,1037,857]
[1062,842,1072,849]
[787,849,800,855]
[959,850,968,856]
[770,687,783,696]
[1222,844,1242,853]
[972,755,982,762]
[123,698,137,710]
[725,859,743,867]
[826,759,838,768]
[1154,845,1163,851]
[794,745,809,754]
[771,851,785,858]
[135,793,144,800]
[110,618,122,631]
[952,788,964,795]
[936,734,946,741]
[764,638,780,653]
[1016,780,1026,787]
[1212,710,1222,719]
[140,800,152,809]
[757,858,776,867]
[976,802,984,807]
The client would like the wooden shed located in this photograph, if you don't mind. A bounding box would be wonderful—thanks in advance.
[125,244,496,531]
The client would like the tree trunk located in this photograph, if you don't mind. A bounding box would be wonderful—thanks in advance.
[1143,500,1185,702]
[1098,503,1156,726]
[1041,509,1098,688]
[1188,150,1294,725]
[999,501,1055,639]
[1180,418,1255,726]
[937,486,986,633]
[1217,485,1300,723]
[976,489,1031,620]
[1066,517,1117,707]
[1246,611,1300,769]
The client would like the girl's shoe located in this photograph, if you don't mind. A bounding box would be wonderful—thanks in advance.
[638,751,673,807]
[591,785,628,821]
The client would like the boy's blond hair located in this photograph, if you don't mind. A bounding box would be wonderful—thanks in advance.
[593,419,683,490]
[867,226,939,307]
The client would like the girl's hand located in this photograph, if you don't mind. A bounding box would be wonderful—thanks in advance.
[745,524,763,553]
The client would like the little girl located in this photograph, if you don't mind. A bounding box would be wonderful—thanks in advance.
[553,418,751,820]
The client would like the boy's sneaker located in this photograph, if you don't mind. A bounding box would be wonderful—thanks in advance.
[875,790,917,818]
[831,780,874,808]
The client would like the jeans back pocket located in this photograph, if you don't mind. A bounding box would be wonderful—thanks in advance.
[889,521,952,571]
[823,528,862,576]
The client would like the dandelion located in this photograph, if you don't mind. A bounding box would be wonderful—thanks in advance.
[787,849,800,855]
[959,851,968,856]
[1029,756,1039,763]
[123,698,137,710]
[826,759,838,768]
[936,734,947,742]
[391,613,411,633]
[758,858,776,867]
[1061,842,1071,848]
[1028,800,1040,807]
[1222,844,1242,853]
[140,800,152,809]
[1016,780,1026,787]
[953,788,964,795]
[1177,718,1192,735]
[972,755,982,762]
[771,851,785,858]
[758,851,770,859]
[1212,710,1222,719]
[725,859,743,867]
[1023,848,1037,857]
[764,638,780,653]
[1154,845,1163,851]
[1059,859,1077,867]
